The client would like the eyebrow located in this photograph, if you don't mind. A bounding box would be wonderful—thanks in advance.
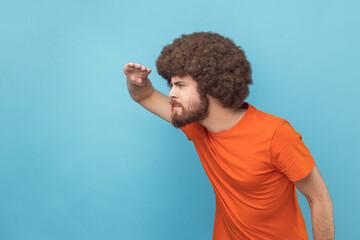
[171,81,185,85]
[168,80,187,88]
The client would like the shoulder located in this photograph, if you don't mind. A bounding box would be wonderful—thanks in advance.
[247,103,288,134]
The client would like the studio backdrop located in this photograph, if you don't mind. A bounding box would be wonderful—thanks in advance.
[0,0,359,239]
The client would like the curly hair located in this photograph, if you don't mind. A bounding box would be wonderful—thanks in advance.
[156,32,253,108]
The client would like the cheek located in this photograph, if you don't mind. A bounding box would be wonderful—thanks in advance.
[186,95,200,107]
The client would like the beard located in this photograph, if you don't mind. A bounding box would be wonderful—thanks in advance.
[170,94,209,128]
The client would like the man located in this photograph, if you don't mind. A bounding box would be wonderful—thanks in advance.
[123,32,334,239]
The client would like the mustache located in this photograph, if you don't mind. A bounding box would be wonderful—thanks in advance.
[170,99,183,107]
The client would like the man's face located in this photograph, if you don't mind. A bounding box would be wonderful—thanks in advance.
[169,75,209,128]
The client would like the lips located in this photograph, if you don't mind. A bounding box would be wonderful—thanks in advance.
[170,101,181,113]
[171,105,180,113]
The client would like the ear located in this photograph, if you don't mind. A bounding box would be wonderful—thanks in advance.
[207,95,224,108]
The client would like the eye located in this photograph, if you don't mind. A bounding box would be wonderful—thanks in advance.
[168,82,185,88]
[174,82,186,87]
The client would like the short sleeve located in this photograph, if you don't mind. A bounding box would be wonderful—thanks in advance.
[270,120,315,182]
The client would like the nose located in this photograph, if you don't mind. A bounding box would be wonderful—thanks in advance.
[168,86,177,99]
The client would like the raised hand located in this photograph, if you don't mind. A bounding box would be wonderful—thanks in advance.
[123,62,152,87]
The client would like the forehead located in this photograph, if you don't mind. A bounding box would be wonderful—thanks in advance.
[171,75,197,84]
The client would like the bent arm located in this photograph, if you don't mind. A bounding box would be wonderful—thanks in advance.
[294,166,335,240]
[127,75,155,102]
[124,62,172,123]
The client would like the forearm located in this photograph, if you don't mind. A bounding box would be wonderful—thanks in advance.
[309,198,334,240]
[126,77,155,103]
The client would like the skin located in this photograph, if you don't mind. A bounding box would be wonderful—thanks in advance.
[124,62,246,131]
[124,62,171,122]
[294,167,335,239]
[124,62,335,239]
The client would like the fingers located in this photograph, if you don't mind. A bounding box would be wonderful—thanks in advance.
[133,76,147,86]
[125,62,151,73]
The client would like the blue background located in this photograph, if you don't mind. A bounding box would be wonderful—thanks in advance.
[1,0,359,239]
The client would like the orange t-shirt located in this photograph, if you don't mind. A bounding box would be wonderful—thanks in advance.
[180,102,315,240]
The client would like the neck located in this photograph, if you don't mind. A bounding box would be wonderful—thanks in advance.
[199,97,247,133]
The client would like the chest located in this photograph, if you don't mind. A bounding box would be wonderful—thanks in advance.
[193,131,280,190]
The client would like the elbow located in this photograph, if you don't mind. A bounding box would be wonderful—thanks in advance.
[307,192,333,209]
